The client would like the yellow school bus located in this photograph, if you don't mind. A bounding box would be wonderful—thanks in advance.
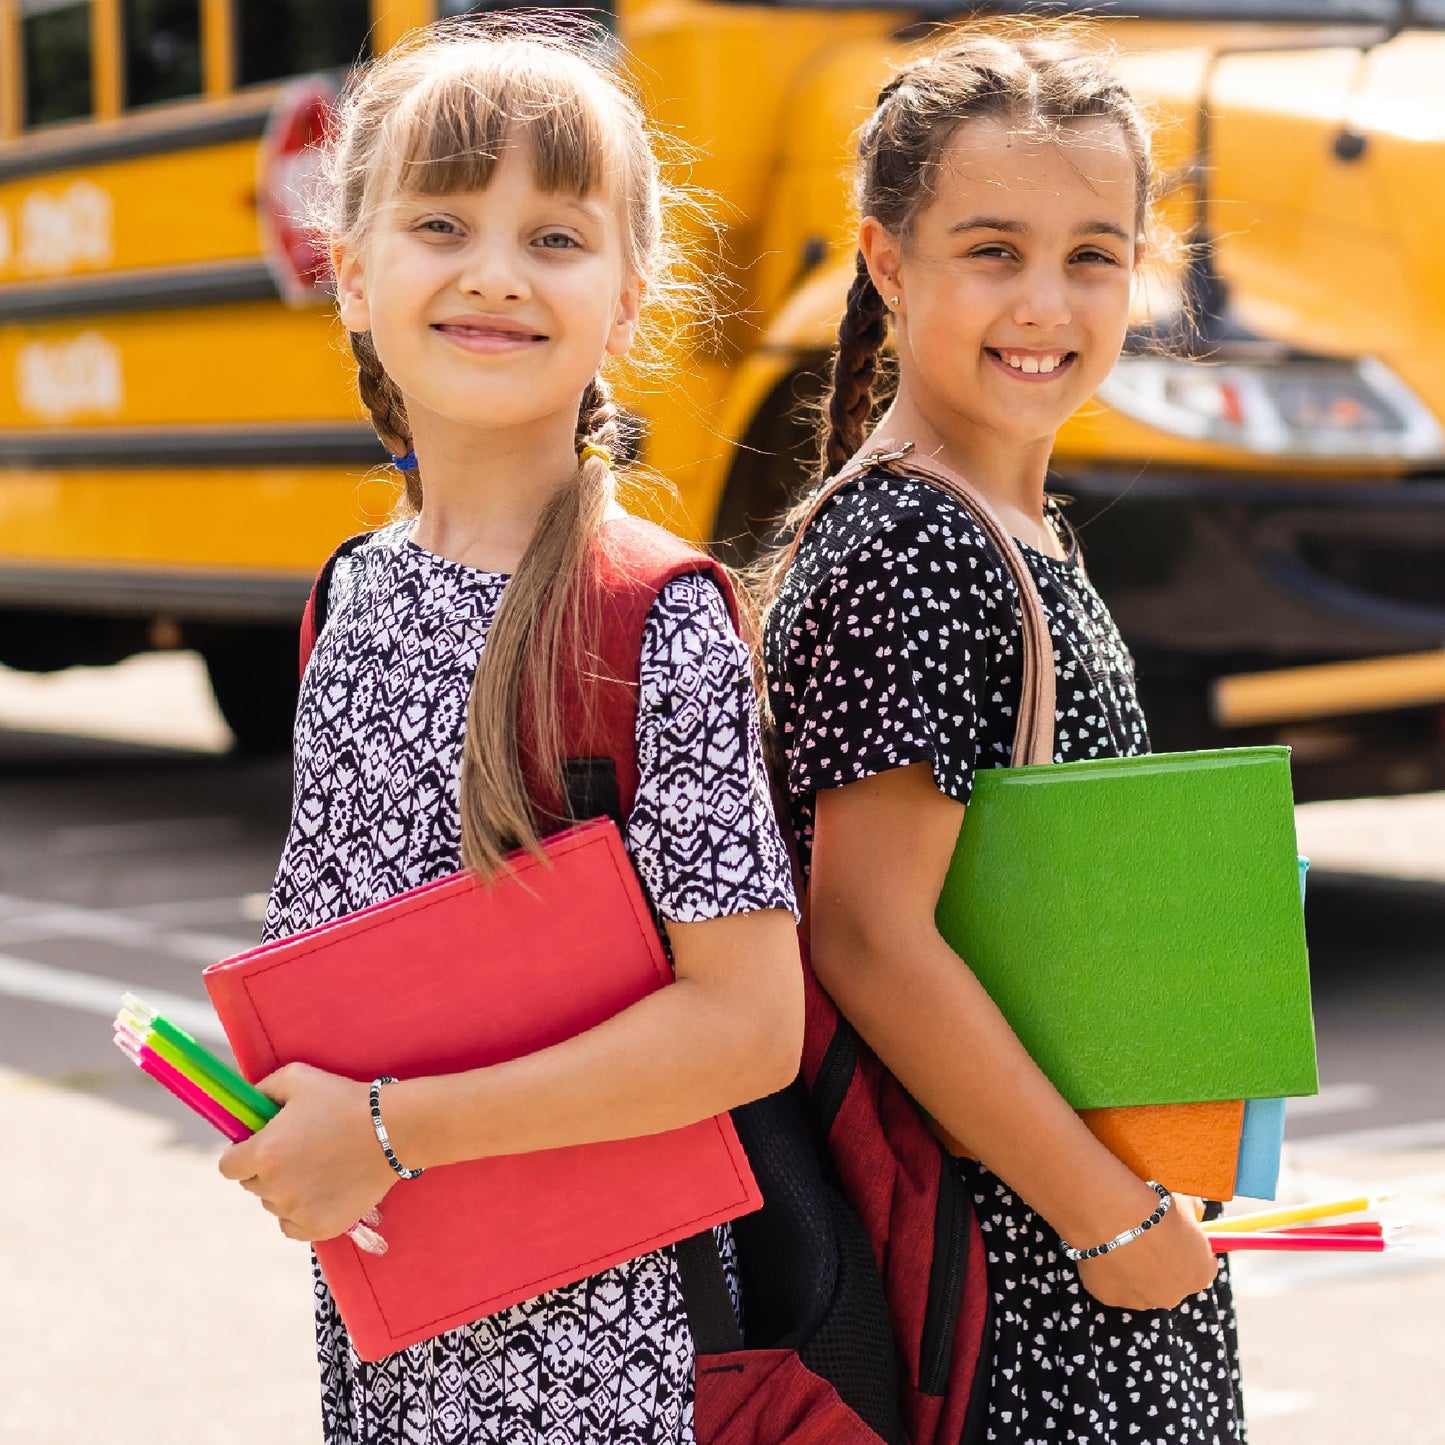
[2,0,1444,795]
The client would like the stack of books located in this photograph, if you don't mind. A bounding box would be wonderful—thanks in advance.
[933,747,1318,1201]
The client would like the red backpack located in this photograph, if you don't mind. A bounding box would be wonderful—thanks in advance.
[298,517,990,1445]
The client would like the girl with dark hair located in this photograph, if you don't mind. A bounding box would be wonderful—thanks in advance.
[217,18,803,1443]
[759,31,1247,1445]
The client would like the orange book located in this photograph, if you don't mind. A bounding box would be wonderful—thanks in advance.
[929,1100,1245,1199]
[203,818,761,1361]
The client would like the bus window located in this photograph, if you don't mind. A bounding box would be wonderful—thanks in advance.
[21,0,93,128]
[235,0,370,87]
[123,0,202,108]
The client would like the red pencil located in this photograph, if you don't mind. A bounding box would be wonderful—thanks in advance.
[1206,1231,1387,1254]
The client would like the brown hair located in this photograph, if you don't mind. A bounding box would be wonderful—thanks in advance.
[753,27,1157,612]
[322,16,694,876]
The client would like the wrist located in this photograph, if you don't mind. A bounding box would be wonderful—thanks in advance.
[369,1075,427,1179]
[1058,1181,1173,1262]
[1051,1170,1165,1249]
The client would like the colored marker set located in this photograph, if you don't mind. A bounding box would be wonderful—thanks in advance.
[1204,1194,1401,1255]
[113,992,387,1255]
[113,993,277,1141]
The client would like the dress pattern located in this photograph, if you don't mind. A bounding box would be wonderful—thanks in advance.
[264,520,796,1445]
[764,471,1246,1445]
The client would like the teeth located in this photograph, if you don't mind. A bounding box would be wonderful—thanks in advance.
[1000,352,1066,374]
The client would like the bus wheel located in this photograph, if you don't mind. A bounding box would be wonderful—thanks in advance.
[194,626,299,754]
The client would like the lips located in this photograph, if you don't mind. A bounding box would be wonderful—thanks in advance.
[985,348,1078,381]
[432,320,548,353]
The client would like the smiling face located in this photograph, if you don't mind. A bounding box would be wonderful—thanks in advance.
[863,113,1141,449]
[333,138,640,444]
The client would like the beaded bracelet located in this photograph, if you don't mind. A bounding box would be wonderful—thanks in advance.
[369,1075,425,1180]
[1059,1181,1173,1262]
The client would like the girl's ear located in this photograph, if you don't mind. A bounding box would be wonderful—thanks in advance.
[605,274,644,359]
[333,242,372,333]
[1133,232,1148,270]
[858,217,904,308]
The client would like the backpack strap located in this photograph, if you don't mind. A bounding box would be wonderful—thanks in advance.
[787,442,1057,767]
[299,532,373,679]
[518,514,740,833]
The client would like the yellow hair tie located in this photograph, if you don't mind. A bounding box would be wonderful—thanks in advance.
[579,443,613,467]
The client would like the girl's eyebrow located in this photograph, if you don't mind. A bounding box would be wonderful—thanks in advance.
[947,217,1132,243]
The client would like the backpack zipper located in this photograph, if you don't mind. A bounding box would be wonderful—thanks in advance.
[811,1019,857,1137]
[919,1154,968,1395]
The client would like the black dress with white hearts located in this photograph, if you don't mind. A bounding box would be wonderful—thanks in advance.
[764,471,1247,1445]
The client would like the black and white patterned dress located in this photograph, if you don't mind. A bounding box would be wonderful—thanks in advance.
[263,519,797,1445]
[764,471,1247,1445]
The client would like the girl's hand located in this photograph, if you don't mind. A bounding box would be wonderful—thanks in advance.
[217,1063,396,1244]
[1073,1194,1219,1312]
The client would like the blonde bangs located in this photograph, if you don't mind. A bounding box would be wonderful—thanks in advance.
[380,45,617,207]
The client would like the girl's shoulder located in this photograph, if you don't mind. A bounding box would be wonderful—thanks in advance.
[779,469,1018,617]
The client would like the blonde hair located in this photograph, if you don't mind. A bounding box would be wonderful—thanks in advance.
[322,15,692,876]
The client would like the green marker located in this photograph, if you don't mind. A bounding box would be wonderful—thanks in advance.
[120,993,278,1124]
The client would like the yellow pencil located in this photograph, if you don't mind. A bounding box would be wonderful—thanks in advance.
[1209,1195,1377,1234]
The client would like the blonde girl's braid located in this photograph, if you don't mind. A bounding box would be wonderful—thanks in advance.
[349,331,423,513]
[822,252,890,477]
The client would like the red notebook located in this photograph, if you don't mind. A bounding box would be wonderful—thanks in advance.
[203,818,762,1361]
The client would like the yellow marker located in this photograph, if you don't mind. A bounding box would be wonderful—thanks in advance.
[1209,1195,1378,1234]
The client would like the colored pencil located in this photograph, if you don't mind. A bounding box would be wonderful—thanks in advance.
[1207,1195,1376,1234]
[1206,1231,1387,1254]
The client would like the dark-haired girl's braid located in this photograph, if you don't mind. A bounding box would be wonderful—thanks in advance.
[821,252,889,477]
[349,331,423,509]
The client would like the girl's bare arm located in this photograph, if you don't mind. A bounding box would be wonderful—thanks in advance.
[808,762,1218,1311]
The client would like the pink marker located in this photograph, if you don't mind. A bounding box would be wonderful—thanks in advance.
[117,1033,253,1143]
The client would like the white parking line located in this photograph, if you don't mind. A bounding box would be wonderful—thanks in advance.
[0,951,224,1039]
[0,892,254,963]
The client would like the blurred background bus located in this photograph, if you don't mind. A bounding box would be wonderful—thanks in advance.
[2,0,1443,798]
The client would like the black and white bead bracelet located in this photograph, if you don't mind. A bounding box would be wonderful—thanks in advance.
[369,1074,425,1180]
[1059,1181,1173,1262]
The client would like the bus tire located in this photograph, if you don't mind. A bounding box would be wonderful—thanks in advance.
[195,625,299,754]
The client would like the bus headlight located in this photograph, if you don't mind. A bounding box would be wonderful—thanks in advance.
[1097,354,1444,461]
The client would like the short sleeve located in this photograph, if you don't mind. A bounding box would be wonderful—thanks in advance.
[625,573,799,924]
[778,505,1009,806]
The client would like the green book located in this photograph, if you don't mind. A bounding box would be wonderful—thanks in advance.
[934,746,1317,1111]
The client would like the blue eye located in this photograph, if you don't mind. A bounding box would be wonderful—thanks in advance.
[418,218,457,235]
[536,231,581,250]
[1075,249,1119,265]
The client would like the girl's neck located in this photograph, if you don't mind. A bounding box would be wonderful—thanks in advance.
[871,388,1060,555]
[403,409,584,574]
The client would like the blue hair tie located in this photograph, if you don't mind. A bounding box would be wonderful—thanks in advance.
[391,449,418,473]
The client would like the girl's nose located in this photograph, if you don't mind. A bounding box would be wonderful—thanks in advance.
[1011,269,1072,331]
[458,242,529,304]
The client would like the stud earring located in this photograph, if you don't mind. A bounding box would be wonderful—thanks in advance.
[889,295,901,308]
